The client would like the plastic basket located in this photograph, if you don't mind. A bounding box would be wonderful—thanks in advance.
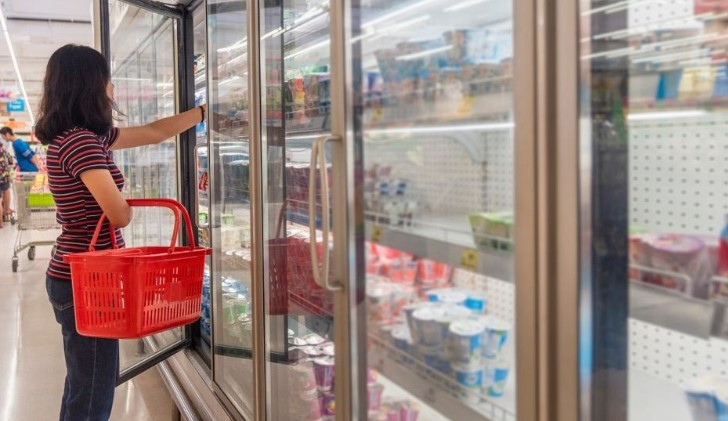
[64,199,211,339]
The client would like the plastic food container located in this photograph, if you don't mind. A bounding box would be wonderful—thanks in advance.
[449,319,486,367]
[313,357,335,392]
[412,306,446,347]
[485,359,511,398]
[453,364,484,389]
[480,317,511,359]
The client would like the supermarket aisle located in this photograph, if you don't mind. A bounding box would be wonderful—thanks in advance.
[0,223,177,421]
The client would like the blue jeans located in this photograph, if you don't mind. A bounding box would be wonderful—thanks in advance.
[46,276,119,421]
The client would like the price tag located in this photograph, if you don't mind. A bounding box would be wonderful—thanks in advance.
[460,248,479,271]
[371,225,383,243]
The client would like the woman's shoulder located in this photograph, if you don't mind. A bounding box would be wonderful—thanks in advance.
[51,127,100,146]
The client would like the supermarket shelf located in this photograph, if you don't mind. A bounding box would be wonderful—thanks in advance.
[365,214,513,283]
[630,280,714,338]
[629,369,692,421]
[369,332,516,421]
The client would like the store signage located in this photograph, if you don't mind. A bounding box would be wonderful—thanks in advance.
[7,99,25,112]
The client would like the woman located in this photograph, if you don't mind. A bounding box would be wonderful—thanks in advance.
[0,140,13,227]
[35,44,206,421]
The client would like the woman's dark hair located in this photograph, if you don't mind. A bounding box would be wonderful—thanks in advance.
[35,44,115,145]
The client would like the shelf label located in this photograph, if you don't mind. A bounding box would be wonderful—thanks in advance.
[371,225,383,243]
[460,248,479,271]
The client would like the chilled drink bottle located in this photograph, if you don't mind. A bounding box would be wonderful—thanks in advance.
[719,214,728,277]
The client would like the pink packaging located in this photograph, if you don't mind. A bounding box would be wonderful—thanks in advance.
[291,362,317,392]
[313,357,335,392]
[398,402,419,421]
[367,284,393,323]
[320,392,336,416]
[390,284,416,318]
[300,389,322,420]
[368,382,385,412]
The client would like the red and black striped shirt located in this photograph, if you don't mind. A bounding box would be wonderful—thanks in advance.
[46,127,125,281]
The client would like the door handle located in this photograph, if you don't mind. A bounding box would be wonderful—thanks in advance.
[308,134,343,292]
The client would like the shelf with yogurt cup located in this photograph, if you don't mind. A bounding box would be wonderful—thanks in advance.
[365,213,513,283]
[368,303,516,421]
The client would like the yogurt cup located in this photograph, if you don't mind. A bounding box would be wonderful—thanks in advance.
[435,305,472,341]
[465,292,487,315]
[439,290,468,307]
[453,364,484,389]
[320,391,336,416]
[368,382,385,412]
[449,319,486,367]
[421,346,451,374]
[367,284,393,323]
[313,357,335,392]
[398,402,420,421]
[481,317,511,359]
[412,306,446,347]
[485,359,510,398]
[402,302,430,343]
[291,361,317,392]
[391,325,412,352]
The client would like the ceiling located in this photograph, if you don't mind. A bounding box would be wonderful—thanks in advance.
[0,0,94,131]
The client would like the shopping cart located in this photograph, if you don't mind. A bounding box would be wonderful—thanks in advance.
[11,172,59,272]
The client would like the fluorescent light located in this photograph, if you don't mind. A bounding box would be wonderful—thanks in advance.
[0,6,33,125]
[628,110,706,121]
[363,0,440,28]
[261,27,283,41]
[445,0,494,12]
[218,39,247,53]
[367,122,514,136]
[285,39,330,61]
[397,45,452,61]
[353,15,431,43]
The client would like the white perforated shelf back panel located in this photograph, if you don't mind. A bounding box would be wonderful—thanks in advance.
[628,0,697,29]
[630,318,728,386]
[365,130,514,216]
[629,113,728,236]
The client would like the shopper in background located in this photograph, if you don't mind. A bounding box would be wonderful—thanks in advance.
[35,44,206,421]
[0,126,41,172]
[0,140,13,227]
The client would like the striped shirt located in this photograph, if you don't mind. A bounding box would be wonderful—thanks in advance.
[46,127,125,281]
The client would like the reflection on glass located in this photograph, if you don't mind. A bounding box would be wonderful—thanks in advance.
[108,1,182,371]
[359,1,516,420]
[581,1,728,420]
[207,1,254,418]
[260,1,336,420]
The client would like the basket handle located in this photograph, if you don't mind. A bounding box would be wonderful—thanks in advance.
[89,198,196,252]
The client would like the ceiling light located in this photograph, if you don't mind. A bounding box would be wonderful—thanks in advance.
[445,0,494,12]
[363,0,440,29]
[0,6,33,125]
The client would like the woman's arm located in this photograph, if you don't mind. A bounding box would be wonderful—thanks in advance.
[80,169,132,227]
[111,104,206,151]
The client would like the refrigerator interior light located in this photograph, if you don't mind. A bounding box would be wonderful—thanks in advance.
[445,0,495,12]
[285,39,330,61]
[396,45,453,61]
[367,122,514,136]
[627,110,706,121]
[0,5,33,124]
[362,0,441,29]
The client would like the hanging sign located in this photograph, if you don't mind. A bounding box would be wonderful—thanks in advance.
[7,99,25,112]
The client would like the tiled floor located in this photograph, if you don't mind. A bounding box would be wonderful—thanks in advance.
[0,221,177,421]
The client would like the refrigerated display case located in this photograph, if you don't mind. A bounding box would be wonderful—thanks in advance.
[96,1,536,420]
[576,2,728,421]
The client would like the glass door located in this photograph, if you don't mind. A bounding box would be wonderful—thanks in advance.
[355,1,517,420]
[258,1,342,420]
[579,1,728,420]
[207,1,255,419]
[106,0,189,384]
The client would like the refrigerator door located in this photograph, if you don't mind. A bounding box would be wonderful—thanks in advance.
[206,1,255,419]
[106,0,189,385]
[579,2,728,421]
[256,1,348,420]
[355,1,517,420]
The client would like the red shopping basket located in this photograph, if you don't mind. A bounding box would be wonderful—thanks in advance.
[64,199,211,339]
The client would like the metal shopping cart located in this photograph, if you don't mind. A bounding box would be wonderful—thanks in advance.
[11,172,59,272]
